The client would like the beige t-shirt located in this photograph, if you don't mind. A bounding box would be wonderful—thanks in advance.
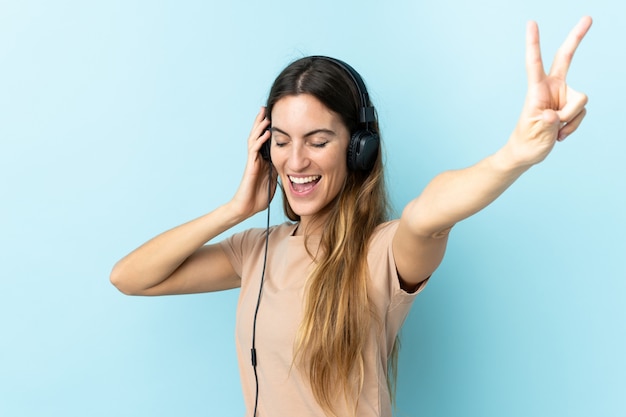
[220,220,426,417]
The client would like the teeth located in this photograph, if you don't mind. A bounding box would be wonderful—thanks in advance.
[289,175,320,184]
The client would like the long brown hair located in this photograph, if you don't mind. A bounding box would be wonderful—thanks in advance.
[266,56,394,416]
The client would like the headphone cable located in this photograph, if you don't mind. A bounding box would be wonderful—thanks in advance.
[251,162,272,417]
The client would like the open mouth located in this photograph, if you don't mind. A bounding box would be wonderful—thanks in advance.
[288,175,321,193]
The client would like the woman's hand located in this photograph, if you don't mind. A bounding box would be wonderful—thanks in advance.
[229,107,277,218]
[506,16,592,168]
[111,108,276,296]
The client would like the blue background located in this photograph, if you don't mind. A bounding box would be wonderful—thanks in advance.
[1,0,624,416]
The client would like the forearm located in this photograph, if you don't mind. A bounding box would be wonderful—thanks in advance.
[404,143,531,237]
[109,201,247,295]
[110,107,276,295]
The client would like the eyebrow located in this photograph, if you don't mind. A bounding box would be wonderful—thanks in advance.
[270,126,336,138]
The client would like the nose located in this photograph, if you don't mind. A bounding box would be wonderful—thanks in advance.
[287,143,310,172]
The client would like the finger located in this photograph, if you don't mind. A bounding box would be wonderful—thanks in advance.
[558,107,587,141]
[526,20,545,85]
[252,128,272,163]
[249,128,271,158]
[248,107,270,144]
[556,86,588,122]
[549,16,593,79]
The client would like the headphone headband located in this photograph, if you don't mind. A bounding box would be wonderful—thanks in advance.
[309,56,376,126]
[309,56,379,171]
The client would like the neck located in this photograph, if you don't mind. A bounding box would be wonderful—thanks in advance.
[295,214,328,237]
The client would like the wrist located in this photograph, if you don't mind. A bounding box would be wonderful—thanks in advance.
[219,200,251,224]
[492,140,535,175]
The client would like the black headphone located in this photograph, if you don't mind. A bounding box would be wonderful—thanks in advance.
[261,56,379,171]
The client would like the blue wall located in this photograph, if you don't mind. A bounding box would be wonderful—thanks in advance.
[1,1,623,416]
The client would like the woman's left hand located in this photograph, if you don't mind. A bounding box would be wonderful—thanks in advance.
[507,16,592,168]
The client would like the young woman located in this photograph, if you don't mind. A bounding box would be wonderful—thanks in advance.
[111,17,592,417]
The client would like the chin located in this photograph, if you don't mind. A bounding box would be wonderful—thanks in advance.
[288,199,336,222]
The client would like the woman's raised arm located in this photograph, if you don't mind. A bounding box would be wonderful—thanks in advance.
[110,107,276,296]
[393,17,593,288]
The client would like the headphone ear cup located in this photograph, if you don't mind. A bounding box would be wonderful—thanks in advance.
[348,130,379,171]
[260,140,271,161]
[260,127,272,161]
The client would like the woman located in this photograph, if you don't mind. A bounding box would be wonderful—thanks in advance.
[111,17,592,417]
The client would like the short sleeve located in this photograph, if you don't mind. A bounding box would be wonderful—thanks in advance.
[368,220,429,312]
[219,227,268,278]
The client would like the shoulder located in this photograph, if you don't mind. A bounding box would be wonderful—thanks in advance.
[221,222,297,250]
[218,222,297,272]
[366,220,399,274]
[370,219,400,245]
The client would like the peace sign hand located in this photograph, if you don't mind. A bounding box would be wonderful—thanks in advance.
[507,16,592,168]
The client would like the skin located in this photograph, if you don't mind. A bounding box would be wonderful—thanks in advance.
[269,94,351,236]
[110,17,592,296]
[393,16,592,288]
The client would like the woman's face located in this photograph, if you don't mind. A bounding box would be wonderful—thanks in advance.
[270,94,350,230]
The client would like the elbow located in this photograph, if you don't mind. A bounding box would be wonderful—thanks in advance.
[430,226,453,239]
[401,199,455,239]
[109,262,140,296]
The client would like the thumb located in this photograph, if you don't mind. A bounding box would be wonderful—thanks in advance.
[541,108,560,126]
[556,87,588,123]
